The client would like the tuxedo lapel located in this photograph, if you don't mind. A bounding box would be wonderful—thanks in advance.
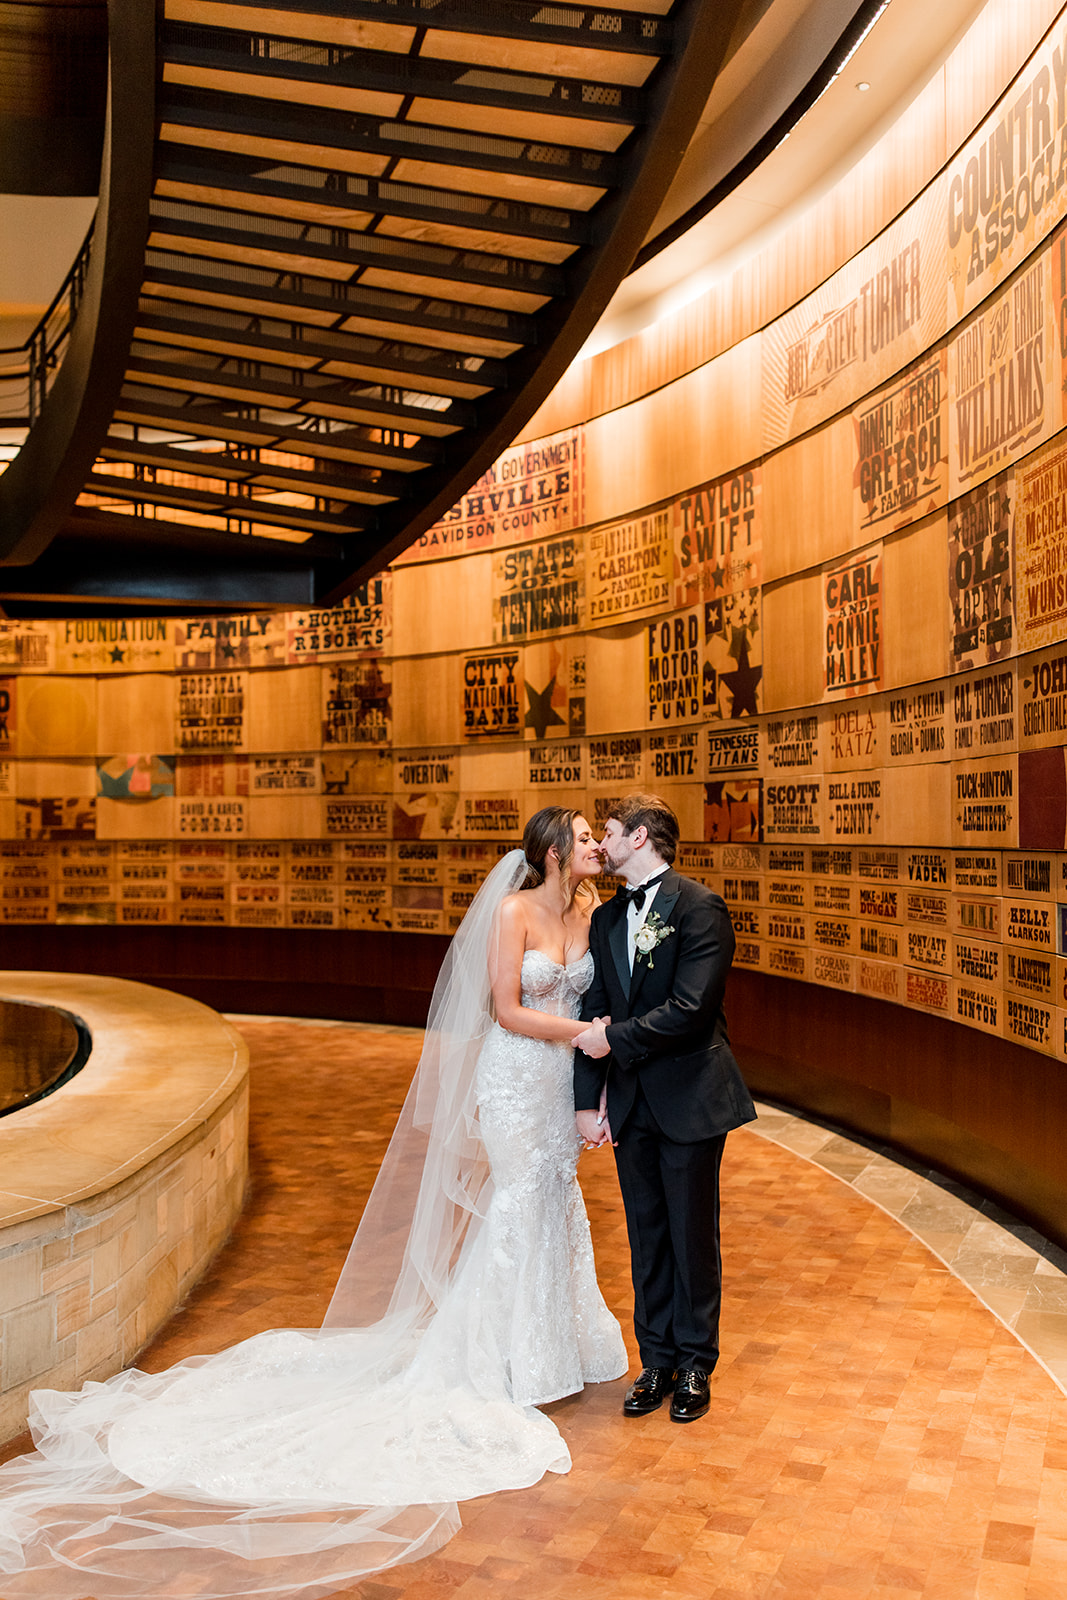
[628,871,682,1003]
[607,896,632,998]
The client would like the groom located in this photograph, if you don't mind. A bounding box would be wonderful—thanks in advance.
[574,793,755,1423]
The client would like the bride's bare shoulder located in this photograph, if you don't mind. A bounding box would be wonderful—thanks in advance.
[496,890,533,932]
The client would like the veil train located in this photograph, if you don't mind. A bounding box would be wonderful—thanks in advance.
[0,851,577,1600]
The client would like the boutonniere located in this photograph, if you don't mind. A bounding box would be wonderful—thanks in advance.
[633,910,675,968]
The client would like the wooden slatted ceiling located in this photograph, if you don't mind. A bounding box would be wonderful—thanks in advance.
[66,0,706,595]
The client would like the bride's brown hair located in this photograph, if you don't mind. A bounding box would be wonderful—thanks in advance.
[521,806,582,896]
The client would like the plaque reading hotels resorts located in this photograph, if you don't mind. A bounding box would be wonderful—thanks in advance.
[286,577,391,661]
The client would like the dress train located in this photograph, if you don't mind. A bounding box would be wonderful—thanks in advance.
[0,913,626,1599]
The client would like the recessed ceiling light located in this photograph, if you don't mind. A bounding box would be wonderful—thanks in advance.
[856,80,871,92]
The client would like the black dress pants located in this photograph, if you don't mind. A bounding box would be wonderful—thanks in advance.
[613,1081,726,1373]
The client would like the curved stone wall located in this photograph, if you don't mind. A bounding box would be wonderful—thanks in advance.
[0,974,247,1443]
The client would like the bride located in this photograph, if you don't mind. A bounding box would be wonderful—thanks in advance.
[0,806,627,1600]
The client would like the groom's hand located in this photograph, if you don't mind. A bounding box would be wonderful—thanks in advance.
[573,1017,610,1059]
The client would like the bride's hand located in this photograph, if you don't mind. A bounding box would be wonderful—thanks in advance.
[576,1108,614,1149]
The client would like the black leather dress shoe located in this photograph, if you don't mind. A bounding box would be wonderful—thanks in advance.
[669,1369,710,1423]
[622,1366,675,1416]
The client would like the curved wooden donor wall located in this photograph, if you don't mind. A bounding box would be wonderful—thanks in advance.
[0,975,247,1444]
[1,5,1067,1232]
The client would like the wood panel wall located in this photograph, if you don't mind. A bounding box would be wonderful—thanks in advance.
[2,2,1067,1227]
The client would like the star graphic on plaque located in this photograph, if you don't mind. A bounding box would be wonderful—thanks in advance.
[703,586,762,719]
[392,792,458,838]
[109,645,125,664]
[728,592,758,642]
[704,779,762,843]
[525,675,566,740]
[719,636,763,718]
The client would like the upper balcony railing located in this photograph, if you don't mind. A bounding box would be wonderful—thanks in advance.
[0,220,96,451]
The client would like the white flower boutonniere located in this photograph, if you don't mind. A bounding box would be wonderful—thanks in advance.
[633,909,675,968]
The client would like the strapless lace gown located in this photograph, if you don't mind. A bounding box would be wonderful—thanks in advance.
[465,948,627,1405]
[0,950,626,1599]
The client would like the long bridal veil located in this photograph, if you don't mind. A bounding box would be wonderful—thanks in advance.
[0,849,571,1600]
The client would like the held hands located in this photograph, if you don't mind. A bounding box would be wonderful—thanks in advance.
[574,1018,613,1147]
[573,1016,610,1059]
[576,1107,615,1149]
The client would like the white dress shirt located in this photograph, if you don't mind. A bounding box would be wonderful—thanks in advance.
[624,866,668,971]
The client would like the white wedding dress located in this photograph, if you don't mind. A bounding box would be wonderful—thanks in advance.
[0,853,626,1600]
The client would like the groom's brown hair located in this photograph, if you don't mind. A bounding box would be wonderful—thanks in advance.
[606,793,679,864]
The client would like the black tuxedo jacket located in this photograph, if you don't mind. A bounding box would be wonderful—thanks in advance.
[574,868,756,1144]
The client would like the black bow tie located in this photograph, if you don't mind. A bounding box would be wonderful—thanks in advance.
[618,875,664,912]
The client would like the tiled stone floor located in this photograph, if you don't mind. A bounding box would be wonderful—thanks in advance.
[5,1015,1067,1599]
[749,1105,1067,1401]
